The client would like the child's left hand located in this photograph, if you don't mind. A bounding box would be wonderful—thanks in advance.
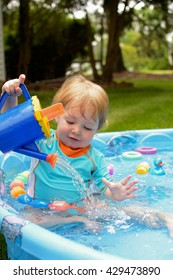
[102,175,138,201]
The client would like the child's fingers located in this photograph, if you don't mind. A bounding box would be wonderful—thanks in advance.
[126,193,137,199]
[126,179,138,190]
[119,175,133,185]
[102,177,112,187]
[2,79,19,93]
[19,74,26,84]
[1,74,26,95]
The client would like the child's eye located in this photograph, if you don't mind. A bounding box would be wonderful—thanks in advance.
[66,120,74,124]
[84,126,92,131]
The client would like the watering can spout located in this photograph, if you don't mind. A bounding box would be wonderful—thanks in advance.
[40,103,64,121]
[46,153,58,168]
[0,84,64,167]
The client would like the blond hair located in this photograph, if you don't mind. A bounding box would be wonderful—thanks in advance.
[53,75,109,130]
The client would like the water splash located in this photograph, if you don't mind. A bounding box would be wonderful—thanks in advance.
[0,168,6,196]
[55,156,88,200]
[55,156,118,219]
[0,154,126,231]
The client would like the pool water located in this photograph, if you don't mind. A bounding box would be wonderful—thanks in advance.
[50,148,173,260]
[1,129,173,260]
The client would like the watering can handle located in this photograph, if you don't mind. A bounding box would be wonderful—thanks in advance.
[0,83,31,110]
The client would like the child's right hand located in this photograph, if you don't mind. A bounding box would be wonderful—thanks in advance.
[2,74,26,96]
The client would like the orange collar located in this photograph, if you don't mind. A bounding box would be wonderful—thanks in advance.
[56,132,90,158]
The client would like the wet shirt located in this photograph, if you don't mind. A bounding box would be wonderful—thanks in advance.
[27,129,111,204]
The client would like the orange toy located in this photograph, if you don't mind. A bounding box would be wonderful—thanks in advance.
[10,179,25,189]
[10,186,26,198]
[48,201,85,212]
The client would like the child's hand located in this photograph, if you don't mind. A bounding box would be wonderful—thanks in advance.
[102,175,138,201]
[2,74,26,96]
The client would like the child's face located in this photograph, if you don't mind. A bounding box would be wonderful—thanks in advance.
[57,105,99,149]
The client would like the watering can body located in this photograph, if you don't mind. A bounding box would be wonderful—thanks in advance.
[0,84,64,167]
[0,98,43,152]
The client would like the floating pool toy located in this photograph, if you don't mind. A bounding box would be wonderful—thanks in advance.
[48,200,85,212]
[17,194,84,212]
[10,171,29,198]
[122,151,142,160]
[108,134,136,146]
[107,165,114,176]
[136,146,157,155]
[0,84,64,168]
[10,170,84,212]
[136,161,150,174]
[149,158,165,176]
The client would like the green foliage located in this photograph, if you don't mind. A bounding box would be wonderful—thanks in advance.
[0,232,8,260]
[3,4,88,81]
[2,0,173,81]
[120,4,171,72]
[121,27,170,71]
[28,15,88,81]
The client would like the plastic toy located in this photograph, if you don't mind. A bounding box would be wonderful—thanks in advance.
[107,165,114,176]
[10,170,29,198]
[17,194,85,212]
[136,161,150,174]
[136,146,157,155]
[122,151,142,160]
[149,158,165,176]
[0,84,64,168]
[10,170,85,212]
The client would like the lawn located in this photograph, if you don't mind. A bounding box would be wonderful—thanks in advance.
[26,78,173,133]
[104,79,173,132]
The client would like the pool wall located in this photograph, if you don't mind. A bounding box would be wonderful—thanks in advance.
[1,128,173,260]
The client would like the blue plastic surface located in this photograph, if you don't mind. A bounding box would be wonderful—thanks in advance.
[0,84,51,162]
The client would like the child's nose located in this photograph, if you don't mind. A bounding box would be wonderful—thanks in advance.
[72,124,81,135]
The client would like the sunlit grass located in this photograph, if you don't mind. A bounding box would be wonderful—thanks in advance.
[139,70,173,74]
[23,79,173,132]
[101,79,173,132]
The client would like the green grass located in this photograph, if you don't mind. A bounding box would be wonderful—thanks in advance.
[103,79,173,132]
[27,78,173,132]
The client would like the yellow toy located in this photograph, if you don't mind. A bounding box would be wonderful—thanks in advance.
[136,162,150,174]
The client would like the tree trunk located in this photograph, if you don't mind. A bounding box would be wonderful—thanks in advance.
[113,44,126,72]
[102,0,119,84]
[102,0,126,84]
[85,12,100,81]
[18,0,31,75]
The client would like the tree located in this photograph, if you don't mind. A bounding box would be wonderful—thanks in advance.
[0,0,6,80]
[130,7,170,70]
[18,0,30,75]
[102,0,131,83]
[102,0,173,84]
[2,0,88,80]
[58,0,172,83]
[2,0,173,83]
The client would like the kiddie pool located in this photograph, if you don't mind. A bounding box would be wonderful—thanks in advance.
[1,128,173,260]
